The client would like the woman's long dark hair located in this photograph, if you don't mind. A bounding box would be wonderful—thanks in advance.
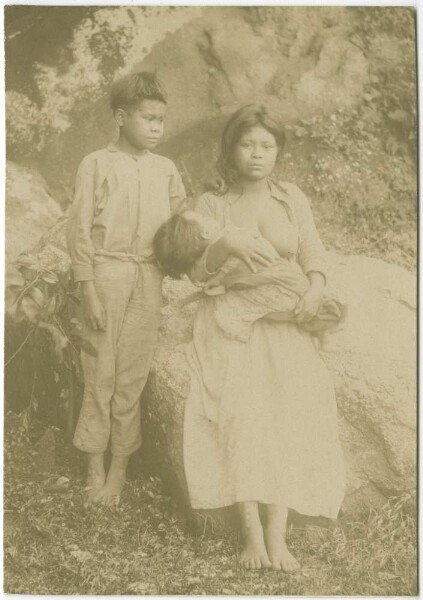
[216,104,286,187]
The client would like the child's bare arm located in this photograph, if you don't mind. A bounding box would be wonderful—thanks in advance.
[207,230,277,273]
[189,230,277,283]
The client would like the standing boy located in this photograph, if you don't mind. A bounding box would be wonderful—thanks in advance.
[67,72,186,505]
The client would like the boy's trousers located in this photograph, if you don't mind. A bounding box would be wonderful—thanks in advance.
[73,257,163,456]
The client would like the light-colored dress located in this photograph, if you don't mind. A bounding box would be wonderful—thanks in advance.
[183,180,345,518]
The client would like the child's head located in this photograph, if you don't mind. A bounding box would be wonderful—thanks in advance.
[217,104,285,186]
[110,71,168,152]
[153,211,212,279]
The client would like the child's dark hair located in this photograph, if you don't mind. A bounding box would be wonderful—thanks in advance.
[153,213,208,279]
[217,104,285,186]
[110,71,168,112]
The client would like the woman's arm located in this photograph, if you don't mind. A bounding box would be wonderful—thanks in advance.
[187,193,277,283]
[293,186,327,283]
[205,230,277,275]
[188,229,277,283]
[289,185,327,322]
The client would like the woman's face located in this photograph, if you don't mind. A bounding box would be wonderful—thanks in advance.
[233,125,278,182]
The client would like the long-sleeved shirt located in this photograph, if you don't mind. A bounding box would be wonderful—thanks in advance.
[189,179,327,283]
[67,143,186,282]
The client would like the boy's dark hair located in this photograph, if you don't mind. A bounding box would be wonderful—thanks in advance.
[110,71,168,112]
[153,213,208,279]
[217,104,286,186]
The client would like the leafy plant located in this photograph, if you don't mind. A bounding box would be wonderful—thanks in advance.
[5,222,94,436]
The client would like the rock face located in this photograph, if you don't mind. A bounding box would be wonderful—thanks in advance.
[142,254,416,519]
[7,6,369,200]
[6,161,63,265]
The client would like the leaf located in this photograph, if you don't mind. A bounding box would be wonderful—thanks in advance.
[67,293,80,305]
[46,296,57,314]
[15,254,38,270]
[6,271,25,288]
[38,322,68,361]
[41,271,59,285]
[18,266,38,281]
[28,287,45,308]
[127,582,157,594]
[71,549,92,563]
[20,296,40,322]
[378,571,400,580]
[5,287,21,316]
[73,334,98,357]
[294,126,307,138]
[70,317,83,331]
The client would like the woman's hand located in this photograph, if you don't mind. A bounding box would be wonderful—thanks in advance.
[225,229,278,272]
[81,281,106,331]
[294,288,322,323]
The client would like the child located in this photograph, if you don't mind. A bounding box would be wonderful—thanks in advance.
[153,210,346,345]
[67,71,186,505]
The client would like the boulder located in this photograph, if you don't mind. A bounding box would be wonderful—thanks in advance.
[7,7,369,200]
[6,161,63,266]
[142,253,416,520]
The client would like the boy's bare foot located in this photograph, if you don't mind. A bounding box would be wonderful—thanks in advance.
[93,455,130,507]
[264,505,300,572]
[238,502,271,570]
[85,452,106,504]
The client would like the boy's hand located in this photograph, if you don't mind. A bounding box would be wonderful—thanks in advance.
[225,230,278,273]
[81,282,106,331]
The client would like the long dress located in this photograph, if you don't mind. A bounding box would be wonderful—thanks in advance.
[183,182,345,518]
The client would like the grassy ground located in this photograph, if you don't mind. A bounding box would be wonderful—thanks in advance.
[4,413,417,596]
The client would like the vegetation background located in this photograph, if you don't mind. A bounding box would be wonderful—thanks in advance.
[4,6,417,595]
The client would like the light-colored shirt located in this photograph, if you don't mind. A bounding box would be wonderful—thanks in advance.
[67,143,186,282]
[189,179,327,282]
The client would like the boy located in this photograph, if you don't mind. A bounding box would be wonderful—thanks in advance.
[67,71,186,505]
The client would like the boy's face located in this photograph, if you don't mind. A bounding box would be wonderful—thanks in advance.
[116,99,166,151]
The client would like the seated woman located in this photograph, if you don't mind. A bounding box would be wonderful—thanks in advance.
[156,104,346,572]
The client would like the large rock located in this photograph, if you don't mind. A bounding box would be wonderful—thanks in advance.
[142,254,416,520]
[8,6,369,200]
[6,161,63,265]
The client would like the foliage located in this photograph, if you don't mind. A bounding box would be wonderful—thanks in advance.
[349,7,417,157]
[6,92,47,160]
[4,414,416,595]
[5,6,195,163]
[275,104,416,271]
[4,224,91,432]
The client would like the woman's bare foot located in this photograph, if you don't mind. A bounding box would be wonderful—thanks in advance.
[238,502,271,570]
[264,505,300,572]
[93,455,130,507]
[85,452,106,504]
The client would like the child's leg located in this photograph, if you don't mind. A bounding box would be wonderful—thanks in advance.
[263,505,300,571]
[74,261,134,502]
[94,264,163,506]
[237,502,271,570]
[86,452,106,502]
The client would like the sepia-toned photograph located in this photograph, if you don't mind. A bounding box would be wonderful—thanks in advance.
[4,4,417,595]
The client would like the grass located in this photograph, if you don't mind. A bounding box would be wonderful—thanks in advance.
[4,413,417,595]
